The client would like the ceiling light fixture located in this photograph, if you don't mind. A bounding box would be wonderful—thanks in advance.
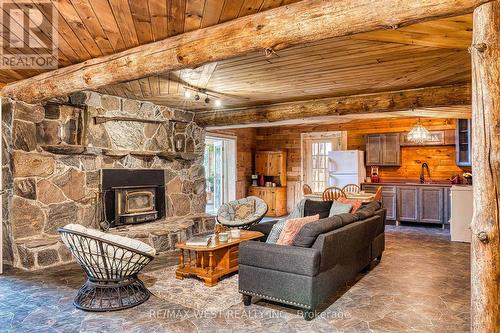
[205,97,210,104]
[183,90,191,98]
[194,94,200,101]
[407,118,433,144]
[215,99,222,107]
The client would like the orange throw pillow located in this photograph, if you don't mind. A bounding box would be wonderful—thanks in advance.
[337,198,363,213]
[277,214,320,246]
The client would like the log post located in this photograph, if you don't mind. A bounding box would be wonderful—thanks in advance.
[470,1,500,332]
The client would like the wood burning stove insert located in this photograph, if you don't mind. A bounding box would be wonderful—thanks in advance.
[100,169,166,229]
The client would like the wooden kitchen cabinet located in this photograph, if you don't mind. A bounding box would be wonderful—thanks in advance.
[247,186,287,217]
[255,151,287,186]
[397,187,419,222]
[419,187,444,224]
[361,184,397,221]
[443,187,451,224]
[366,134,400,166]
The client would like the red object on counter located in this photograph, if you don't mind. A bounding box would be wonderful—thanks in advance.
[258,175,265,186]
[450,174,462,184]
[370,175,380,183]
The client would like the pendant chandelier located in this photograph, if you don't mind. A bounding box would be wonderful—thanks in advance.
[407,119,433,144]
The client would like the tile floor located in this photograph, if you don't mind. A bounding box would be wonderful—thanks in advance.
[0,225,470,333]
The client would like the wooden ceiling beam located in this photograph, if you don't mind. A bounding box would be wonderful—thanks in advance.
[194,84,471,128]
[1,0,490,103]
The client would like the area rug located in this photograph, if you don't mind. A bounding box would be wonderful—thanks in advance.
[142,266,240,312]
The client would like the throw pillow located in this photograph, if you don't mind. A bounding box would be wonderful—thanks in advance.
[234,201,255,220]
[266,219,286,244]
[337,198,363,213]
[277,214,320,246]
[328,201,353,217]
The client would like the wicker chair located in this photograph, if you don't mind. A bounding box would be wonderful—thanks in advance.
[217,196,268,228]
[342,184,360,194]
[59,224,155,312]
[302,184,313,195]
[374,186,383,202]
[322,186,347,201]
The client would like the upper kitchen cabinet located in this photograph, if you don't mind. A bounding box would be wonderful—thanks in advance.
[255,151,287,185]
[456,119,472,167]
[366,134,401,166]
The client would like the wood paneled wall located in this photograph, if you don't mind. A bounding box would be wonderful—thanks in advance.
[255,117,470,183]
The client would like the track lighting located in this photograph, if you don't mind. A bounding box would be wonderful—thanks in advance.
[205,97,210,104]
[194,94,200,101]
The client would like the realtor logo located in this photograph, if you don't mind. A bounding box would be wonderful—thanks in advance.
[0,0,58,69]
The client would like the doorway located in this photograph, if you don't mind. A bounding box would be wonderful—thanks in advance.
[204,135,236,214]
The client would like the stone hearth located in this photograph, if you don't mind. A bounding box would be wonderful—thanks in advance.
[2,92,212,270]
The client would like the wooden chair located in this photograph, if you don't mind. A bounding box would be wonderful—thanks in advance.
[322,186,347,201]
[302,184,313,195]
[374,186,383,202]
[342,184,360,194]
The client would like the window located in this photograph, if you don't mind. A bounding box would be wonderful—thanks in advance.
[310,141,332,192]
[302,132,346,193]
[204,135,237,214]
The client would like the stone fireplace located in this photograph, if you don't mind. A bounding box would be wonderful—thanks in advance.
[1,92,215,271]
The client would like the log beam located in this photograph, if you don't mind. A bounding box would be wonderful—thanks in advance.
[0,0,491,103]
[195,84,471,128]
[470,1,500,332]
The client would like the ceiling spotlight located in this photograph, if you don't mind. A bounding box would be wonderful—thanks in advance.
[215,99,222,107]
[205,97,210,104]
[183,90,191,98]
[194,94,200,101]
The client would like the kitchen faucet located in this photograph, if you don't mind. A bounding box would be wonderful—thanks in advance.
[420,162,431,184]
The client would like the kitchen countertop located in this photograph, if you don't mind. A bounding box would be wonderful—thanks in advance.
[361,181,454,187]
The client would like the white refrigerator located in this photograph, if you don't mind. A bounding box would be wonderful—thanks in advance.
[328,150,366,188]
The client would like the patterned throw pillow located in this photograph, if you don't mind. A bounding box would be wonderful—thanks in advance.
[277,214,320,246]
[266,219,286,244]
[234,201,255,220]
[329,201,353,217]
[337,198,363,213]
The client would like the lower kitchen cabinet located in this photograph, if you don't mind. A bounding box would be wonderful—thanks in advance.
[362,183,450,226]
[419,187,444,224]
[397,187,419,222]
[247,186,287,217]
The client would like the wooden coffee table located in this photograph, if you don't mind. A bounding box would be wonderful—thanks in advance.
[175,230,264,287]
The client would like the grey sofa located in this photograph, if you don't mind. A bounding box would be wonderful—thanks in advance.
[240,200,386,320]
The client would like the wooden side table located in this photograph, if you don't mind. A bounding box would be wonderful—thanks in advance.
[175,230,263,287]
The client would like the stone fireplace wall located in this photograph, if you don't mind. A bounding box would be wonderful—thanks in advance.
[3,92,207,270]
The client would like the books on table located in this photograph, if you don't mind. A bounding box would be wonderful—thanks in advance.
[185,235,212,246]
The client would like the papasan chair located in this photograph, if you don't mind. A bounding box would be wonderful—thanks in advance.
[58,224,156,312]
[216,196,268,228]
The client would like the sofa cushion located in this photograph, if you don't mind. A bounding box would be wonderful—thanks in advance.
[329,201,353,217]
[293,213,358,248]
[234,201,255,220]
[337,198,363,213]
[354,201,382,220]
[248,220,278,241]
[304,200,332,219]
[277,214,319,245]
[266,219,287,244]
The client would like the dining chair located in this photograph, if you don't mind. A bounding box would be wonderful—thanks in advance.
[374,186,383,202]
[342,184,360,194]
[322,186,347,201]
[302,184,313,195]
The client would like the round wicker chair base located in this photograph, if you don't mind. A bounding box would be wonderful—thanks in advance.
[74,278,151,312]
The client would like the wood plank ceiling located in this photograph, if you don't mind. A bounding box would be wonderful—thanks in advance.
[1,1,472,116]
[97,14,473,111]
[0,0,301,84]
